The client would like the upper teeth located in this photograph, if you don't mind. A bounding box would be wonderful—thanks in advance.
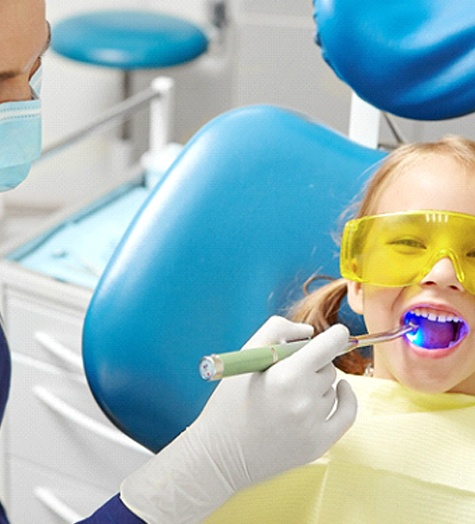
[411,308,462,323]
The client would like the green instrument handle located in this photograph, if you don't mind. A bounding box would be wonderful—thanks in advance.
[199,340,307,381]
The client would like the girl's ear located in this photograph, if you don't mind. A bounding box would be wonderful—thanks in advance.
[346,280,364,315]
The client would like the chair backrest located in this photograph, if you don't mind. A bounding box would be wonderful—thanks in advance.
[83,105,385,451]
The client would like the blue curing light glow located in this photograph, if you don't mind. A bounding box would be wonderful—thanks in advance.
[403,311,469,350]
[405,327,424,347]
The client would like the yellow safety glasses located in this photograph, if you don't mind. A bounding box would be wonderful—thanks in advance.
[340,210,475,294]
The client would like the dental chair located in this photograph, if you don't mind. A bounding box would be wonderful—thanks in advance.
[82,0,475,453]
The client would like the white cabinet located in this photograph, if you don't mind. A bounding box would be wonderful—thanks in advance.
[0,184,152,523]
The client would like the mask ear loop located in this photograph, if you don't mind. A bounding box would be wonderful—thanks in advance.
[29,62,43,100]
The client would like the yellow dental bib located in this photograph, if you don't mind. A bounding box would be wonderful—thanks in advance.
[206,372,475,523]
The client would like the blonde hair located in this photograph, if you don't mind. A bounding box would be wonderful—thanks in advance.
[289,135,475,374]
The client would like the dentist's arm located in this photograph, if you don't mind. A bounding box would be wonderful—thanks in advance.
[120,316,357,523]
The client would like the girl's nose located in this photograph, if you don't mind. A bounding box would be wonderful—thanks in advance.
[420,257,464,292]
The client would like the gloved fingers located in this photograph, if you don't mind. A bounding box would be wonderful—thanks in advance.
[285,324,350,375]
[321,382,337,409]
[301,386,338,429]
[242,315,314,350]
[323,379,357,438]
[254,362,338,430]
[294,372,348,427]
[290,362,337,399]
[314,362,337,392]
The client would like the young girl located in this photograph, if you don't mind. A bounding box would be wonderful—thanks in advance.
[94,135,475,523]
[205,134,475,522]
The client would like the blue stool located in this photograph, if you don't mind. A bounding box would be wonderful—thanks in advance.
[51,10,209,140]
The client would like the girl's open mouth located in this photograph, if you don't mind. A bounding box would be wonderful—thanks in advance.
[403,308,469,350]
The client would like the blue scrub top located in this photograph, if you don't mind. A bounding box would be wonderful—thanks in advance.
[0,321,144,523]
[0,320,10,524]
[77,495,145,523]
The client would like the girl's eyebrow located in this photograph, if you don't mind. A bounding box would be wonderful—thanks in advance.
[0,21,51,81]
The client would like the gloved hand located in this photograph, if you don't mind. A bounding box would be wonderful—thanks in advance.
[121,316,357,523]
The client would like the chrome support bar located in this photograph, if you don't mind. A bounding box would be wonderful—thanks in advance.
[37,84,165,162]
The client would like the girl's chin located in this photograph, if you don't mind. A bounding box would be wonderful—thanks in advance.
[373,344,465,394]
[374,370,454,394]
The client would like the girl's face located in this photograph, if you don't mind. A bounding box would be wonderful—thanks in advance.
[347,154,475,395]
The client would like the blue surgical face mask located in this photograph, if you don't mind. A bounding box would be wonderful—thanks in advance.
[0,65,42,191]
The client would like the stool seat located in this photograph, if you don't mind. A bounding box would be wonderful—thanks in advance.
[51,10,209,70]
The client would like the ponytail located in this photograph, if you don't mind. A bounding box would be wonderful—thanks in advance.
[288,276,371,375]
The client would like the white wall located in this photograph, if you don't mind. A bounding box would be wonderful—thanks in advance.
[6,0,475,210]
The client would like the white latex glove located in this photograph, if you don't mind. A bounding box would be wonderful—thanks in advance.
[121,316,357,523]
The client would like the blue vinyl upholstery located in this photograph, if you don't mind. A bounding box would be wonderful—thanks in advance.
[83,105,385,452]
[51,10,208,69]
[314,0,475,120]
